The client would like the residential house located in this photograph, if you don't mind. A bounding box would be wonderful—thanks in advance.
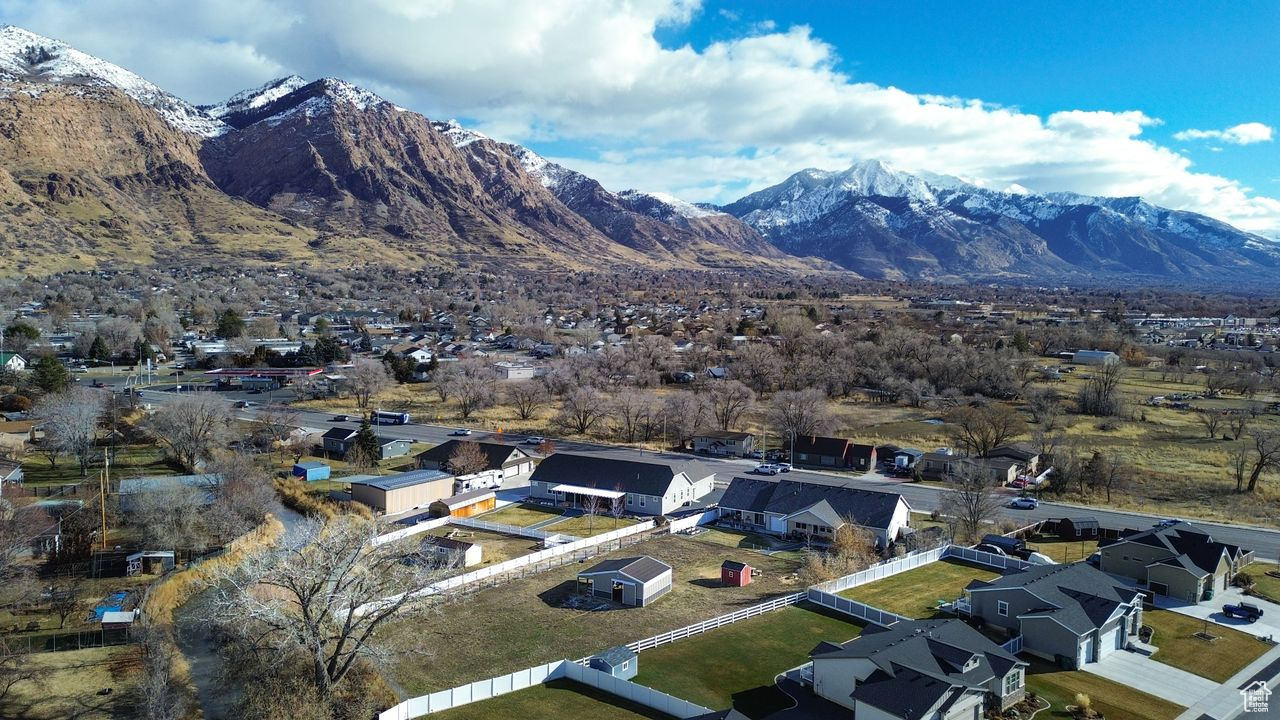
[919,454,1019,485]
[691,430,756,458]
[414,440,534,478]
[0,353,26,373]
[1099,522,1250,601]
[320,428,411,460]
[961,563,1145,668]
[1071,349,1120,366]
[986,443,1040,475]
[791,436,877,472]
[349,469,455,515]
[717,477,911,548]
[420,535,482,568]
[528,453,714,516]
[809,618,1027,719]
[576,556,672,607]
[0,458,22,485]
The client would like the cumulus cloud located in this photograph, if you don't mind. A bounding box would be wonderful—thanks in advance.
[3,0,1279,236]
[1174,122,1274,145]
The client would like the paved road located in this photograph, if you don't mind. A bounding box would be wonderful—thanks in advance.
[122,381,1280,560]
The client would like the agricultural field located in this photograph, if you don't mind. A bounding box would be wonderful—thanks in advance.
[427,679,673,720]
[837,559,1001,618]
[633,604,861,716]
[377,533,807,695]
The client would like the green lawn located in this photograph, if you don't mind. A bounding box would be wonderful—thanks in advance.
[1025,535,1098,564]
[480,503,567,527]
[544,514,637,537]
[1144,608,1270,682]
[633,604,862,717]
[838,559,1001,618]
[1024,659,1184,720]
[21,444,177,486]
[427,679,672,720]
[1249,568,1280,601]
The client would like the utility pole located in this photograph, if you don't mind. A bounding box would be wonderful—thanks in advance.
[99,448,109,549]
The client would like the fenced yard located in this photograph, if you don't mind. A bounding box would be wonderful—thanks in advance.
[1143,608,1271,682]
[377,533,807,695]
[424,679,672,720]
[632,603,862,716]
[1024,534,1099,564]
[417,526,550,570]
[0,645,142,720]
[479,503,568,527]
[836,558,1002,618]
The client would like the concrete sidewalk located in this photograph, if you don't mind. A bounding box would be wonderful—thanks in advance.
[1082,650,1218,708]
[1176,643,1280,720]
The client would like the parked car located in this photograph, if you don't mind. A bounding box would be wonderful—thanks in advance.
[974,543,1008,556]
[1008,496,1039,509]
[91,381,106,388]
[1223,602,1265,622]
[745,450,764,459]
[774,462,792,473]
[1009,477,1031,489]
[451,428,473,436]
[524,436,545,445]
[72,365,88,373]
[233,400,249,408]
[1025,552,1057,566]
[1153,518,1181,528]
[753,464,780,475]
[332,414,351,422]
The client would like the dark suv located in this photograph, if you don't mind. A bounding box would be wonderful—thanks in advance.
[1223,602,1265,622]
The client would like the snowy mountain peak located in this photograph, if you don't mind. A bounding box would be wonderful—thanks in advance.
[0,25,228,137]
[430,119,490,148]
[834,158,936,202]
[619,190,722,219]
[203,75,308,119]
[315,77,388,110]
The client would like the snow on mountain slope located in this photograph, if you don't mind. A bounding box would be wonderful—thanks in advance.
[202,75,307,120]
[729,159,939,229]
[618,190,722,219]
[0,25,228,137]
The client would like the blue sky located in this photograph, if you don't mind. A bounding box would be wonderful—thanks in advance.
[4,0,1278,234]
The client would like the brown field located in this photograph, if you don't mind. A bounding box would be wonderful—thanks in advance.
[0,646,142,720]
[377,533,806,695]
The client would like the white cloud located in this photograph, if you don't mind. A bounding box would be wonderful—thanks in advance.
[3,0,1280,236]
[1174,122,1274,145]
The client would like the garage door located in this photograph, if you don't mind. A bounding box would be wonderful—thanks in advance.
[1150,582,1169,596]
[1097,626,1123,658]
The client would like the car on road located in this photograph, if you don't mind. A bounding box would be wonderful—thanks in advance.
[1008,496,1039,509]
[332,414,351,422]
[72,365,88,373]
[974,543,1008,556]
[451,428,473,436]
[753,464,780,475]
[1223,602,1265,622]
[745,450,764,460]
[774,462,792,473]
[524,436,545,445]
[91,381,106,388]
[1153,518,1181,528]
[233,400,250,408]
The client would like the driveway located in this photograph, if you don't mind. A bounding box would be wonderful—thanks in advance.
[1082,650,1218,708]
[1156,586,1280,641]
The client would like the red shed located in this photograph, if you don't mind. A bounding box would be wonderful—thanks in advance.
[721,560,753,587]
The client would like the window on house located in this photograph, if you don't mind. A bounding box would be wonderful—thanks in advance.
[621,660,629,672]
[639,497,645,507]
[627,496,634,505]
[997,601,1009,617]
[1004,670,1022,694]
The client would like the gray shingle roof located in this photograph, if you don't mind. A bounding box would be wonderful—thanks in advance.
[415,440,528,471]
[967,562,1141,636]
[530,453,712,497]
[1114,522,1243,576]
[578,555,672,583]
[720,477,907,532]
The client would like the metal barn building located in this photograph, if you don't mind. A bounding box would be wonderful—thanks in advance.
[577,556,673,607]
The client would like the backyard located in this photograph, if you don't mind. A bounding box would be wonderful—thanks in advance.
[377,533,807,695]
[475,503,639,537]
[419,525,546,569]
[633,603,862,717]
[1024,659,1184,720]
[837,559,1002,618]
[0,645,142,720]
[1025,535,1099,564]
[427,679,672,720]
[1143,608,1271,682]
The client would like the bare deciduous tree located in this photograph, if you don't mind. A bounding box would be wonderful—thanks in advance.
[203,515,446,701]
[581,494,602,534]
[947,403,1024,458]
[346,359,391,410]
[733,343,782,396]
[1227,411,1250,441]
[767,388,836,439]
[660,392,709,449]
[1197,411,1224,439]
[49,580,81,629]
[707,380,754,432]
[506,381,548,421]
[939,462,1004,544]
[555,387,609,435]
[447,442,489,476]
[1242,430,1280,493]
[1076,362,1126,417]
[34,387,105,477]
[146,393,232,473]
[609,390,656,443]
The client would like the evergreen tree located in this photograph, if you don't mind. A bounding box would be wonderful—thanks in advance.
[88,335,109,361]
[354,418,380,464]
[31,355,70,392]
[296,342,318,367]
[217,309,245,339]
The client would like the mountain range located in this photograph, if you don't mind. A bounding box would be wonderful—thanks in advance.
[0,24,1277,283]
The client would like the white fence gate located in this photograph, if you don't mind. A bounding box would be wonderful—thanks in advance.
[371,517,451,547]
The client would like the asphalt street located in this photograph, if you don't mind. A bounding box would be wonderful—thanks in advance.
[115,375,1280,561]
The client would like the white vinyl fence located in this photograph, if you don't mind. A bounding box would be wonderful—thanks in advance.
[450,516,581,542]
[371,517,451,547]
[813,546,947,594]
[667,509,719,534]
[1002,635,1023,654]
[595,592,806,657]
[942,545,1033,572]
[377,659,714,720]
[806,589,910,627]
[355,520,656,615]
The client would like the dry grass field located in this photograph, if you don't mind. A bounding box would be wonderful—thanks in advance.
[837,559,1001,618]
[0,646,142,720]
[377,534,806,695]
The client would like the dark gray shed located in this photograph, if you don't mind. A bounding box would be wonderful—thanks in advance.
[1057,517,1100,541]
[577,556,673,607]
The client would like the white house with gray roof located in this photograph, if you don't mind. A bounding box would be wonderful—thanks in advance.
[528,453,713,515]
[810,618,1026,720]
[960,562,1144,668]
